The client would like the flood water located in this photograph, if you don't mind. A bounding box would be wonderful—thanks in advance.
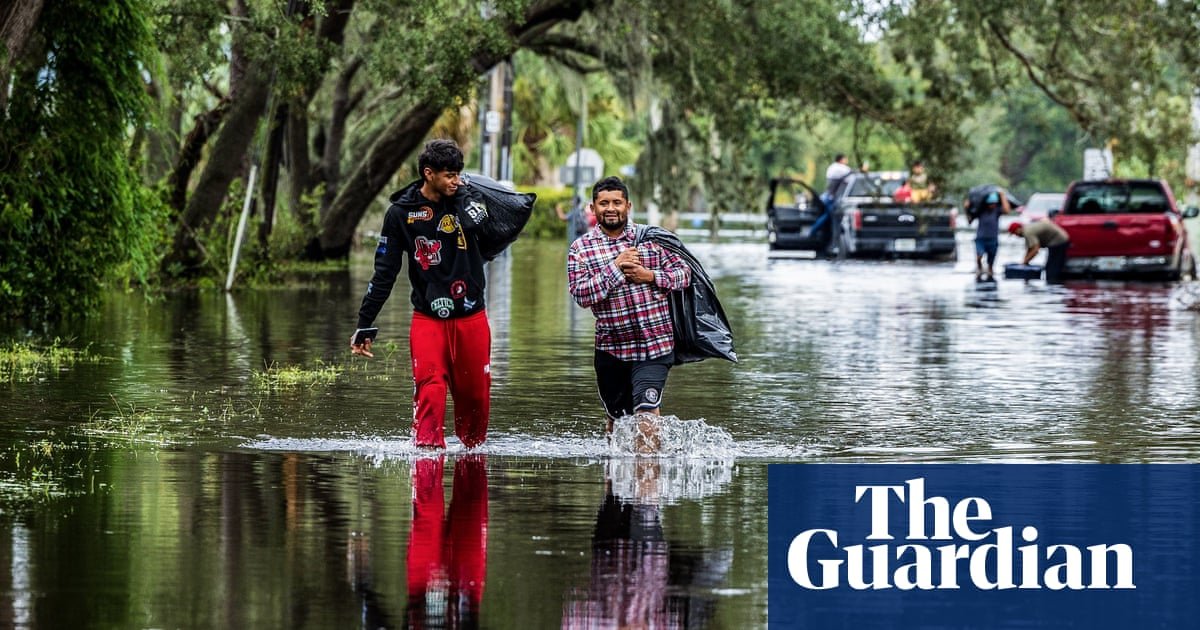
[4,231,1200,628]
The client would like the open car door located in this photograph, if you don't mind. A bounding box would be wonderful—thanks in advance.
[766,178,833,253]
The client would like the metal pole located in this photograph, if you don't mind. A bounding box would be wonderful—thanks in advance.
[225,165,258,292]
[479,72,491,175]
[500,57,514,183]
[573,85,586,201]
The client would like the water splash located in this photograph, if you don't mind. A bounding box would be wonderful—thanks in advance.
[606,414,735,457]
[240,414,819,461]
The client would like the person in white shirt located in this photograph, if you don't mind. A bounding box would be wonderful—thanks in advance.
[824,153,852,194]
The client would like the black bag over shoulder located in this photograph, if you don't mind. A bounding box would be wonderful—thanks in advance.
[669,285,698,355]
[457,173,537,261]
[634,225,737,365]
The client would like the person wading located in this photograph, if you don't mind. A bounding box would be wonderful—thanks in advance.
[350,139,492,449]
[567,176,692,452]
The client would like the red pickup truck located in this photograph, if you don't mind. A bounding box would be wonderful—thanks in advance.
[1055,179,1199,280]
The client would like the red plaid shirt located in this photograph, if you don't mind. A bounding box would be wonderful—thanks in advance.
[567,223,691,361]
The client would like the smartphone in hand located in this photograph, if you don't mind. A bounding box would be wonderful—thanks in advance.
[352,327,379,346]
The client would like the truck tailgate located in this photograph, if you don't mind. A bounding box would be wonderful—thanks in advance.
[1056,213,1178,257]
[855,204,955,235]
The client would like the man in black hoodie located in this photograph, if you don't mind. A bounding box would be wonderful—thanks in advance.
[351,139,491,449]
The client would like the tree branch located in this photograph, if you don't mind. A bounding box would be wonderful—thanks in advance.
[527,45,606,74]
[526,32,605,61]
[985,19,1091,128]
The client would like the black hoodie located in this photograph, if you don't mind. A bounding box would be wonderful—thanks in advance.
[357,180,488,326]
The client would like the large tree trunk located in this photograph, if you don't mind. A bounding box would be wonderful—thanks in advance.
[258,101,288,251]
[285,104,312,226]
[318,56,363,221]
[162,62,272,274]
[166,99,231,214]
[304,102,444,259]
[304,0,600,260]
[279,0,356,228]
[0,0,45,112]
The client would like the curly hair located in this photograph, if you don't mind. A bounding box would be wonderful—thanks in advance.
[418,139,465,178]
[591,175,629,201]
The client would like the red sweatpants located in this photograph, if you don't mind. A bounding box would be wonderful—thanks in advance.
[410,310,491,448]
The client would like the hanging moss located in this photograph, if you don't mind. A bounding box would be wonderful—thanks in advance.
[0,0,166,326]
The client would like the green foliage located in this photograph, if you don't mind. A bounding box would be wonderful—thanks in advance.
[253,360,342,389]
[881,0,1198,180]
[0,340,102,383]
[509,51,640,186]
[148,0,227,89]
[360,0,531,109]
[588,0,898,216]
[522,187,577,239]
[0,0,163,324]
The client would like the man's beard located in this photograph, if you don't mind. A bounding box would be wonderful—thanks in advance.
[599,215,627,231]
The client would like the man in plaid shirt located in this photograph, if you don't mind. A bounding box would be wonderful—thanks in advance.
[567,176,692,436]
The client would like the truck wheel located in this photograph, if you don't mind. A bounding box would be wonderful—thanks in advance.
[1182,252,1197,281]
[834,232,850,261]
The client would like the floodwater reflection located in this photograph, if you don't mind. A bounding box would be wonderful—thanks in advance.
[563,459,734,629]
[405,455,488,629]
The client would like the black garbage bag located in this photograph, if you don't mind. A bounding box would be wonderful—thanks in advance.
[634,225,737,365]
[457,173,537,261]
[965,184,1023,222]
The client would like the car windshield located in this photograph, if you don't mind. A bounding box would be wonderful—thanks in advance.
[1065,183,1168,214]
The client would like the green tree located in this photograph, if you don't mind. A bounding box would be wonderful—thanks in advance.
[509,50,639,187]
[1,0,163,323]
[878,0,1198,179]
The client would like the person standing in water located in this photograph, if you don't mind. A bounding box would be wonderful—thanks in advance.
[350,139,492,449]
[566,176,691,447]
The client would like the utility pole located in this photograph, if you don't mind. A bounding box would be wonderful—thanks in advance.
[478,61,510,180]
[478,74,490,176]
[1188,89,1200,209]
[572,84,588,204]
[646,96,662,227]
[499,57,514,183]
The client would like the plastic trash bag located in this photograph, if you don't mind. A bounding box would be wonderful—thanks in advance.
[458,173,538,261]
[635,225,738,365]
[965,184,1023,222]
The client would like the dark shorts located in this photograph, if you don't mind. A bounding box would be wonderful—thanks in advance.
[974,237,998,258]
[593,349,674,419]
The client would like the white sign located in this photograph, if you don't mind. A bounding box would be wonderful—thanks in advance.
[559,165,596,186]
[1083,148,1113,181]
[485,110,502,134]
[560,148,604,186]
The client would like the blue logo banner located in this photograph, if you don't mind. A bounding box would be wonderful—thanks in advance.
[768,465,1200,629]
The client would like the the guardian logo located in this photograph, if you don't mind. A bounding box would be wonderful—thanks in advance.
[788,477,1134,591]
[768,465,1200,629]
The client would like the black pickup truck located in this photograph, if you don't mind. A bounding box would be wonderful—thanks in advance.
[765,173,958,260]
